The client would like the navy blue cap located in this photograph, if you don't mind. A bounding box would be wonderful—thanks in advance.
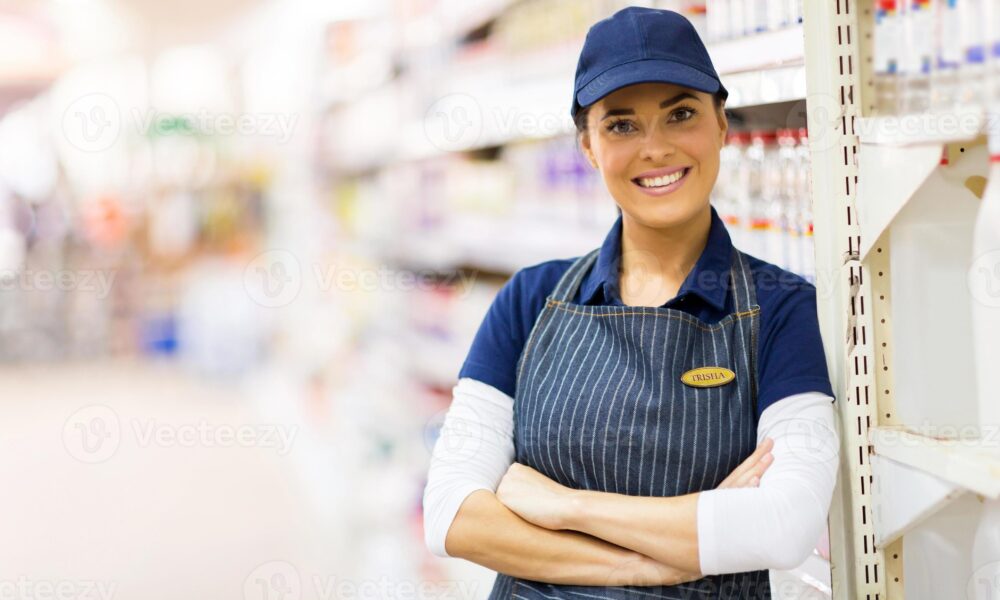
[571,7,728,119]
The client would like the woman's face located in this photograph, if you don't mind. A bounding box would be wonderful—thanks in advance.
[580,82,727,229]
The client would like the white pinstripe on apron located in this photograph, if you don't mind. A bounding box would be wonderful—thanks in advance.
[488,245,770,600]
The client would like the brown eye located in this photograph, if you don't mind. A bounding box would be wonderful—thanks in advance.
[670,107,697,122]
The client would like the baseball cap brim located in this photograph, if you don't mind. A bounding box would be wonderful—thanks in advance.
[575,59,727,115]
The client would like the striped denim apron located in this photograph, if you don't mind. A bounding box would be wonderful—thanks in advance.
[487,246,770,600]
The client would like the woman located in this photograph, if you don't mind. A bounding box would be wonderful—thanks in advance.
[423,7,839,600]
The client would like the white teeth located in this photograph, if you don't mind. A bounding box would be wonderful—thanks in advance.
[637,169,686,188]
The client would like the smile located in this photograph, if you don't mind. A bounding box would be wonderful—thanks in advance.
[631,167,691,196]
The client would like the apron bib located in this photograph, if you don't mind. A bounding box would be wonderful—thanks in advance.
[488,246,771,600]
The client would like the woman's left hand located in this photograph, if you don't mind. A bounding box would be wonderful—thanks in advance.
[496,462,573,530]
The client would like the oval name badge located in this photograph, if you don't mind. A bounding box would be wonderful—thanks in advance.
[680,366,736,388]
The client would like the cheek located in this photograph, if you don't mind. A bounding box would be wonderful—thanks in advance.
[596,143,636,180]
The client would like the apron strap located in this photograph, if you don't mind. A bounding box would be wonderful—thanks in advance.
[550,248,601,303]
[730,248,758,312]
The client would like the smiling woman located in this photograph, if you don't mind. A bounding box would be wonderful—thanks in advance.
[422,6,839,600]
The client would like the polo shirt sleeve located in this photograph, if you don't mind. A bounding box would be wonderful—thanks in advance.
[457,261,569,397]
[756,279,835,420]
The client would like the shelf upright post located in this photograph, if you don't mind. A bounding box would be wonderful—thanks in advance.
[803,0,889,597]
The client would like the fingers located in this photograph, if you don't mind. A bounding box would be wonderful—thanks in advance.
[716,438,775,489]
[727,437,773,479]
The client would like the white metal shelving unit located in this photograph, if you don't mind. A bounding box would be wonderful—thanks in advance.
[803,0,1000,598]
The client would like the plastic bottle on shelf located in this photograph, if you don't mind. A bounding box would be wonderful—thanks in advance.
[766,0,789,33]
[906,493,983,600]
[713,131,736,227]
[706,0,727,42]
[727,0,746,38]
[972,108,1000,447]
[931,0,962,110]
[743,0,767,34]
[796,127,816,283]
[901,0,933,114]
[795,0,804,23]
[959,0,987,105]
[988,0,1000,103]
[972,501,1000,600]
[722,131,751,251]
[746,130,778,262]
[777,128,801,275]
[875,0,902,115]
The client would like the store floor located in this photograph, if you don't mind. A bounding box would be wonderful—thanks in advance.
[0,360,828,600]
[0,360,346,600]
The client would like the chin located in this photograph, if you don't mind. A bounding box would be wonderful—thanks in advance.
[622,196,702,229]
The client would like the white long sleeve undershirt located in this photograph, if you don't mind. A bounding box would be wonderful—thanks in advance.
[422,377,839,575]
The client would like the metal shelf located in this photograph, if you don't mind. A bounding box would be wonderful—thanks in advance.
[870,426,1000,500]
[806,0,1000,596]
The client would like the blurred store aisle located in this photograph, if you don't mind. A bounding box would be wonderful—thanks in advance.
[0,360,341,600]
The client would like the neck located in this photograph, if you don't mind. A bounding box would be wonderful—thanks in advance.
[618,206,712,301]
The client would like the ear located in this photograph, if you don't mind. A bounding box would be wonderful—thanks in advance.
[579,132,598,170]
[717,105,729,147]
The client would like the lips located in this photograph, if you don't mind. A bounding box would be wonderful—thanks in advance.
[631,166,691,196]
[632,165,690,180]
[631,166,691,187]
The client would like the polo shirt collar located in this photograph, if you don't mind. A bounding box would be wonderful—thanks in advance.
[577,205,733,311]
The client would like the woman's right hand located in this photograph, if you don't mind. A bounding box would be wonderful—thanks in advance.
[715,437,774,489]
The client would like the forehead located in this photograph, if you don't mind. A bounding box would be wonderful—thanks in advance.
[595,82,708,110]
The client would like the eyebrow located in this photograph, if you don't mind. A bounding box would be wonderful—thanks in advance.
[599,92,702,120]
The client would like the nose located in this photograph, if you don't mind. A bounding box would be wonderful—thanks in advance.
[638,124,677,161]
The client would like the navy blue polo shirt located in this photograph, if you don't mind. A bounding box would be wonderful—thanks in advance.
[457,205,835,421]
